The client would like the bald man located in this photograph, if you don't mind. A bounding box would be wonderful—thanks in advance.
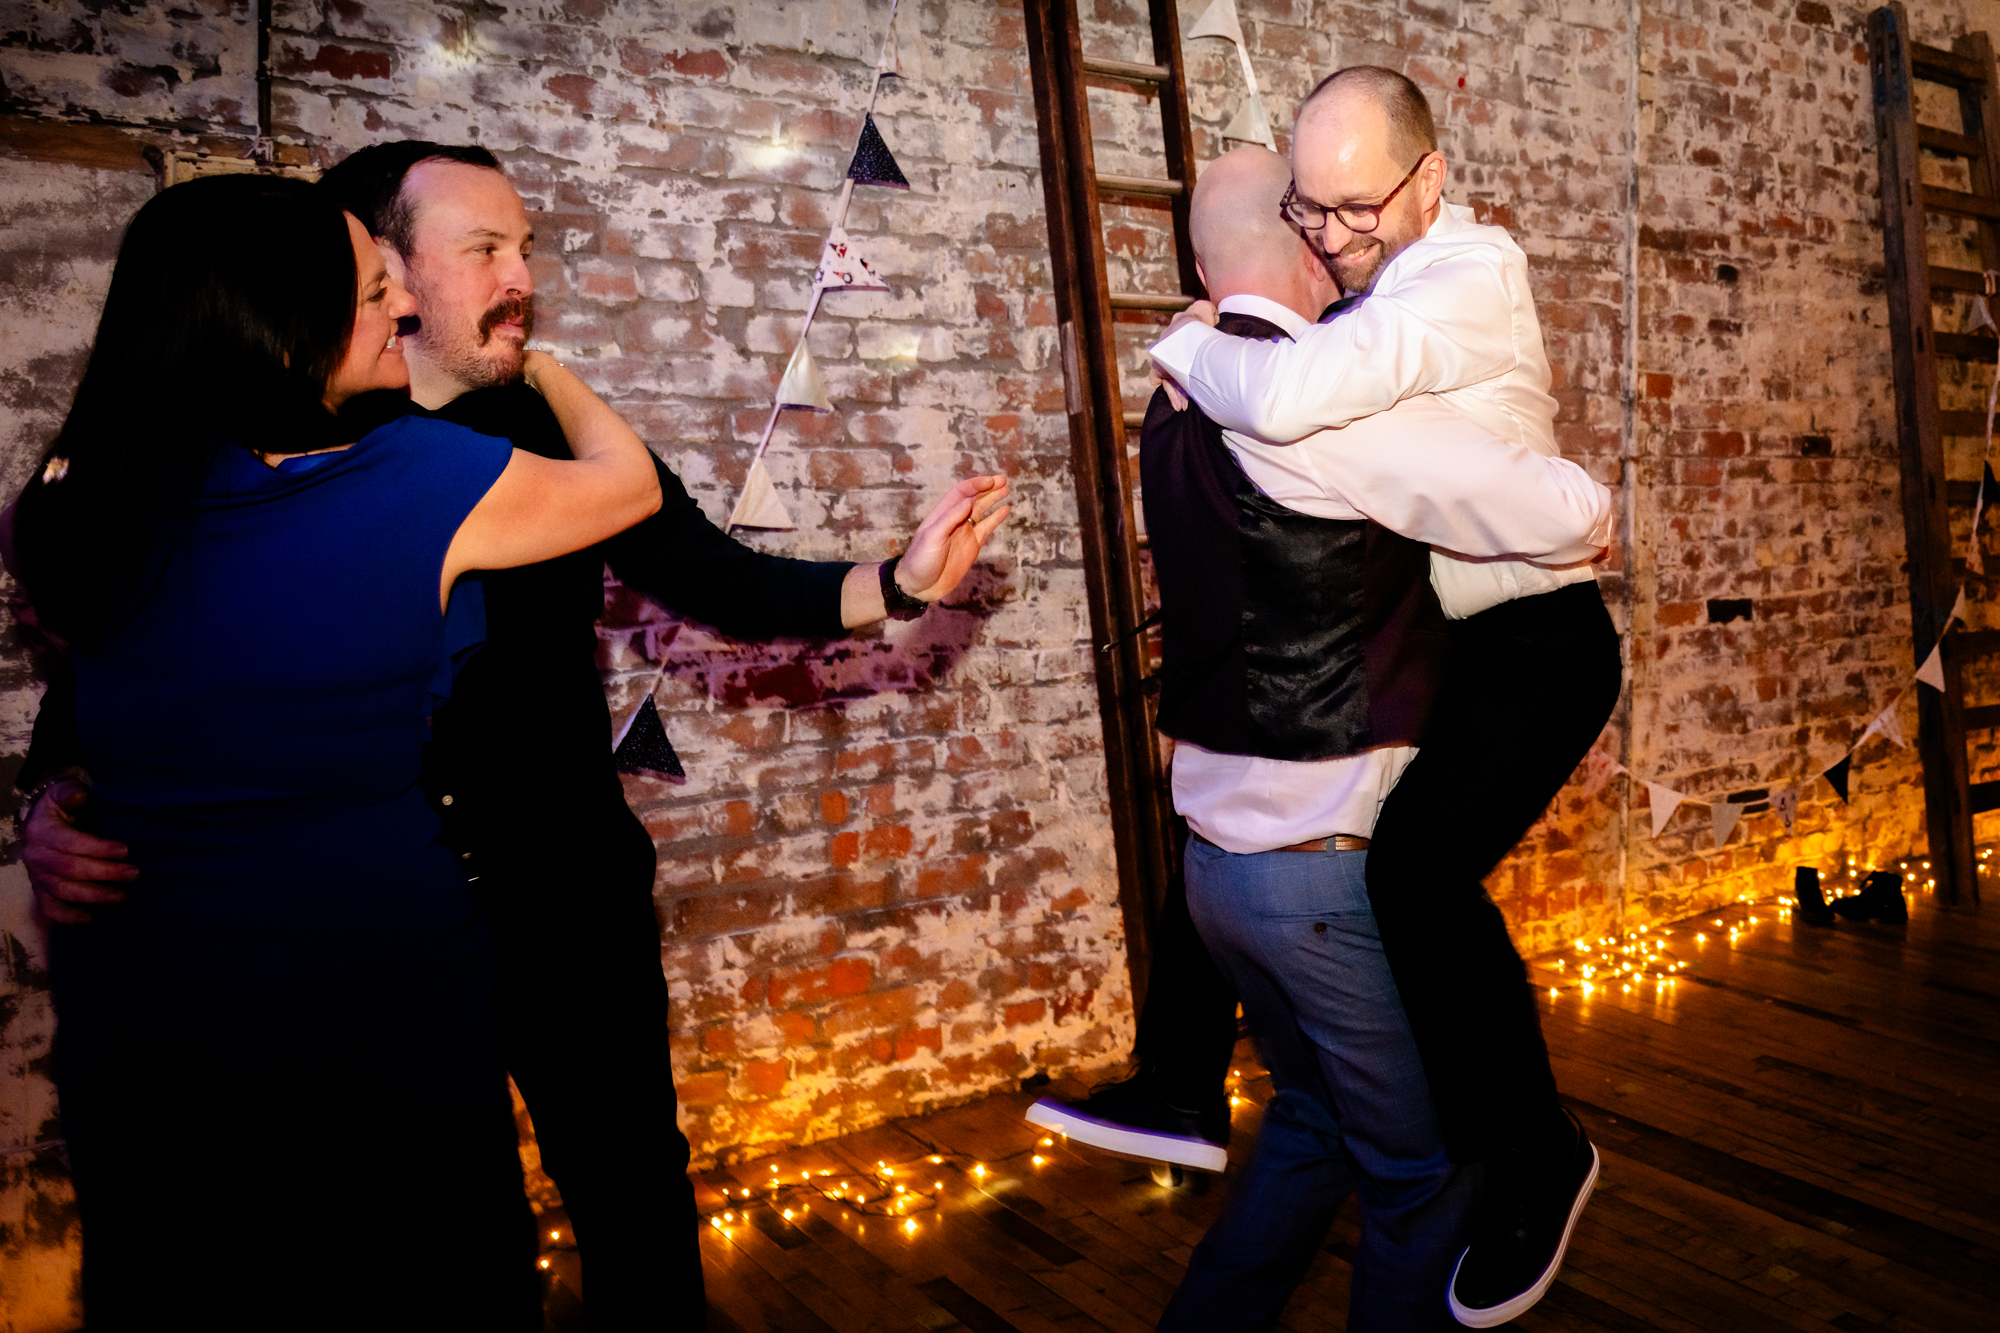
[1150,70,1619,1329]
[1038,143,1610,1332]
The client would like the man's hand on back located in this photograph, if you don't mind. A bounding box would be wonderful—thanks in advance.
[1148,300,1219,412]
[22,780,137,925]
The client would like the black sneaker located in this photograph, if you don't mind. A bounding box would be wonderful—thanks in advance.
[1794,867,1836,926]
[1025,1072,1229,1172]
[1832,869,1908,924]
[1448,1108,1599,1327]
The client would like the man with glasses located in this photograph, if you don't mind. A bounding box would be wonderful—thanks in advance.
[1149,67,1619,1327]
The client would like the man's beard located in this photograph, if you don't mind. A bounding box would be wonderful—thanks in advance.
[1327,236,1390,296]
[407,279,535,392]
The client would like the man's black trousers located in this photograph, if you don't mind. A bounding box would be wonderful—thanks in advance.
[479,800,703,1330]
[1366,579,1622,1163]
[1141,580,1620,1163]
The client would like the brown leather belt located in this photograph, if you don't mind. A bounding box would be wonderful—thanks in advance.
[1195,832,1370,854]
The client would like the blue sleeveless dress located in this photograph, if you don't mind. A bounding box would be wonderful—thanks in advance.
[51,417,542,1330]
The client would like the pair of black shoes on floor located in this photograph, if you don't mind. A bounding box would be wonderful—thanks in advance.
[1795,866,1908,926]
[1447,1107,1599,1327]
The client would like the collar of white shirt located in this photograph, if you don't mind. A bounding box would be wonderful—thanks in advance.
[1214,292,1313,339]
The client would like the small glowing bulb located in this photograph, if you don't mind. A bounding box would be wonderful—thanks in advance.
[1040,1137,1054,1147]
[550,1230,560,1240]
[934,1181,943,1190]
[711,1216,722,1229]
[973,1164,987,1177]
[1032,1155,1046,1166]
[903,1219,918,1235]
[1549,988,1559,998]
[724,1212,734,1222]
[783,1208,794,1220]
[930,1156,943,1164]
[540,1258,551,1270]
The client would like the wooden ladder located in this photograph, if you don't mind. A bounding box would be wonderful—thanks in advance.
[1869,2,2000,906]
[1021,0,1204,1000]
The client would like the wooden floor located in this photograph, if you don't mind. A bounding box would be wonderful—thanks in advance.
[553,880,2000,1331]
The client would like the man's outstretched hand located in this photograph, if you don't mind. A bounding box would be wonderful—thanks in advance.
[841,475,1013,627]
[1148,300,1219,412]
[22,780,136,925]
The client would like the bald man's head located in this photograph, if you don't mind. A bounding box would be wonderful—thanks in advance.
[1189,145,1338,319]
[1291,66,1447,294]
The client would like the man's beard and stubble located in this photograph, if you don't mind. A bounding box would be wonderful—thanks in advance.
[407,274,536,392]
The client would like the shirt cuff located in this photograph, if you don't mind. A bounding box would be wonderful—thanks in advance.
[1149,319,1219,382]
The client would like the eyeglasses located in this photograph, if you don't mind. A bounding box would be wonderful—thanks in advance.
[1279,153,1433,235]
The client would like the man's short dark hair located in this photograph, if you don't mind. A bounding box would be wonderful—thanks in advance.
[1300,67,1438,166]
[317,141,503,255]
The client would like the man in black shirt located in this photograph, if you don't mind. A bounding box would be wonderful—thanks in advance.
[18,142,1011,1329]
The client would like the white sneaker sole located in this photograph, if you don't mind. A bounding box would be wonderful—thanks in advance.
[1447,1142,1599,1327]
[1024,1098,1229,1172]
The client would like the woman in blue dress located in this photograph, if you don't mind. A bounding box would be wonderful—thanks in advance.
[9,174,660,1329]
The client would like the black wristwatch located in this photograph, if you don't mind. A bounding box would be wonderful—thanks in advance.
[879,553,930,621]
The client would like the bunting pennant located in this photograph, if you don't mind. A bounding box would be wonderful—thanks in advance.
[1917,641,1948,692]
[1711,799,1744,848]
[613,695,686,779]
[1951,584,1968,628]
[1969,293,1998,336]
[1187,0,1245,44]
[727,457,797,531]
[1220,89,1276,149]
[1822,756,1852,803]
[1859,700,1907,750]
[876,23,903,78]
[847,113,909,189]
[1647,783,1687,838]
[814,227,890,293]
[1772,786,1798,832]
[775,340,833,411]
[1577,746,1625,798]
[1972,466,1995,575]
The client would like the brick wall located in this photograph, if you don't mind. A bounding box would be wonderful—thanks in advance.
[3,0,1997,1324]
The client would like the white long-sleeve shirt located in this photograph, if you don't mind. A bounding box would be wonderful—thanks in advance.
[1150,202,1600,620]
[1164,291,1612,853]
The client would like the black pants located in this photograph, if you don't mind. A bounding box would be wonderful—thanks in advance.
[1133,820,1241,1110]
[479,801,704,1330]
[1366,580,1622,1163]
[1141,581,1620,1163]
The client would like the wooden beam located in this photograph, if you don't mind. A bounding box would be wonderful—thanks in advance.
[1919,122,1984,157]
[1913,41,1987,86]
[1094,173,1184,198]
[0,114,157,173]
[1081,55,1169,84]
[1108,292,1195,311]
[1923,183,2000,219]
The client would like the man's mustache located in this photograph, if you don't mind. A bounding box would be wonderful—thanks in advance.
[477,296,534,344]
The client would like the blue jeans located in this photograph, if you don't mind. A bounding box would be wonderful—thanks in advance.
[1160,841,1476,1333]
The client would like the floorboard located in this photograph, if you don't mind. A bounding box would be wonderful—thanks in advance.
[547,883,1999,1331]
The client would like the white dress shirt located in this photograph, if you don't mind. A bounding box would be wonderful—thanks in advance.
[1161,287,1613,854]
[1150,203,1603,620]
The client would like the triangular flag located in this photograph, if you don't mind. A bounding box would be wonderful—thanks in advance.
[1972,466,1994,574]
[1822,755,1851,803]
[1577,746,1625,798]
[1951,584,1968,627]
[1187,0,1246,45]
[1969,293,1998,336]
[846,113,909,189]
[1917,641,1948,691]
[814,227,890,293]
[1860,700,1907,750]
[1647,783,1687,838]
[1711,800,1744,847]
[775,340,832,411]
[613,695,686,779]
[1220,90,1276,149]
[728,457,796,531]
[1772,786,1798,832]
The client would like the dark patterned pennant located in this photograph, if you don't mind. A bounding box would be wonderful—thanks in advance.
[1821,755,1850,804]
[847,113,909,189]
[614,695,686,779]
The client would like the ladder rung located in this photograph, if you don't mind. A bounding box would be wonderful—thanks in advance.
[1931,265,1993,293]
[1124,411,1145,429]
[1919,123,1985,158]
[1096,173,1185,197]
[1964,704,2000,731]
[1960,628,2000,657]
[1081,55,1170,83]
[1110,291,1196,312]
[1913,42,1988,86]
[1936,331,1999,362]
[1947,479,1984,503]
[1923,184,2000,221]
[1940,411,1994,437]
[1972,779,2000,814]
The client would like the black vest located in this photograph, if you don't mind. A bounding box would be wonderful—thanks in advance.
[1139,310,1449,762]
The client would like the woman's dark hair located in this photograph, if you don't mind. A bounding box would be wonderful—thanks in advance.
[14,173,357,652]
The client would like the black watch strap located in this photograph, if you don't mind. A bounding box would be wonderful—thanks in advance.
[879,554,929,621]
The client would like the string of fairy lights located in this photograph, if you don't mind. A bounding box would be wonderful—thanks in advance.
[1535,849,1986,1001]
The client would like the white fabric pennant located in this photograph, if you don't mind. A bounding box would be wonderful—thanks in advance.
[1647,783,1687,839]
[1710,800,1744,848]
[728,458,796,531]
[814,227,890,293]
[876,23,903,78]
[1969,293,1998,336]
[1951,585,1968,628]
[775,340,832,411]
[1917,641,1948,692]
[1771,786,1797,832]
[1187,0,1245,46]
[1860,700,1907,750]
[1220,89,1275,149]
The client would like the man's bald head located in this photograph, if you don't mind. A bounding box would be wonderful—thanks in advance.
[1189,145,1334,317]
[1290,66,1447,294]
[1297,66,1437,167]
